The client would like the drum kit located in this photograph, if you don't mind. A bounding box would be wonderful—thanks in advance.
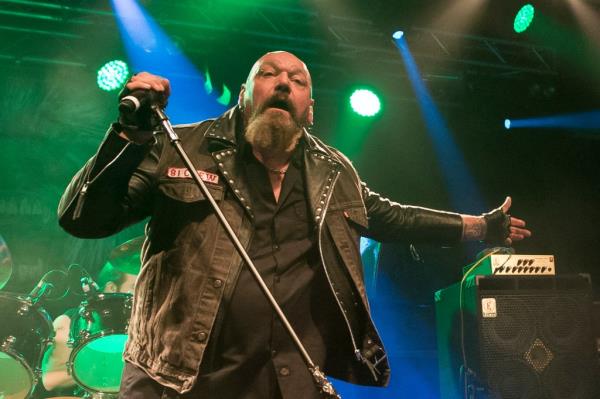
[0,236,143,399]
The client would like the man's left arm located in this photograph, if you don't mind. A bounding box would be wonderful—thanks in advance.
[361,183,531,246]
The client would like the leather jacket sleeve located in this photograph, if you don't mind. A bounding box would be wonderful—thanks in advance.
[361,182,463,244]
[326,145,464,245]
[57,125,162,238]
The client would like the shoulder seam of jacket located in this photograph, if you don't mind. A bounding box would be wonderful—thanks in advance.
[173,119,215,129]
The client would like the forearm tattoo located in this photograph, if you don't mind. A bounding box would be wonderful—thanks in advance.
[462,215,487,241]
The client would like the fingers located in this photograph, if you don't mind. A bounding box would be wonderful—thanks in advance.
[503,211,531,245]
[127,72,171,96]
[509,216,526,228]
[510,226,531,236]
[500,196,512,213]
[507,225,531,243]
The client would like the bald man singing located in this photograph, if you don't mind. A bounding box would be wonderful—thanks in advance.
[58,51,530,399]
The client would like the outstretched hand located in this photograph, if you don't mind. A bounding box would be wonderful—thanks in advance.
[498,196,531,245]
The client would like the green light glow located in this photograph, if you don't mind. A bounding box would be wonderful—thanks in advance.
[72,334,127,392]
[514,4,535,33]
[217,84,231,106]
[0,352,32,396]
[204,69,213,94]
[97,60,129,91]
[350,89,381,117]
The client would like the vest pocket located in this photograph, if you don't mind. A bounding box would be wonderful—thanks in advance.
[158,180,224,203]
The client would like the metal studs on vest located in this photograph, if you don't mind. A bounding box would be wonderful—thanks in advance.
[192,331,208,343]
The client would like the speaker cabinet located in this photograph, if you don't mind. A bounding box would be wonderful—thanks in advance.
[435,274,599,399]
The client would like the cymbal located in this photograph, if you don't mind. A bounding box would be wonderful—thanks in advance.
[105,236,144,275]
[0,234,12,290]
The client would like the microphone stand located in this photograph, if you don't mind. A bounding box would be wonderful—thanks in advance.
[152,105,341,399]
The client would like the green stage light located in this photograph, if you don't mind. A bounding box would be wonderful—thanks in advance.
[217,84,232,106]
[97,60,129,91]
[350,89,381,117]
[514,4,535,33]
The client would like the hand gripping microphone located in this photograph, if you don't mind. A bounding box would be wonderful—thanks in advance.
[119,90,164,114]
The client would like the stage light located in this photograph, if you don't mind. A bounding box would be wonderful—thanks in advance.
[393,29,484,214]
[504,119,511,129]
[111,0,226,123]
[217,84,231,106]
[350,89,381,117]
[514,4,535,33]
[503,110,600,129]
[97,60,129,91]
[392,30,404,40]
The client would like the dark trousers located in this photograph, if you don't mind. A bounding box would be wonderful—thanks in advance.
[119,362,285,399]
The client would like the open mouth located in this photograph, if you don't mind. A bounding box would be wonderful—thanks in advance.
[267,99,291,112]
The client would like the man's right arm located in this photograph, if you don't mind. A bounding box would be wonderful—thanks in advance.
[58,125,162,238]
[58,72,171,238]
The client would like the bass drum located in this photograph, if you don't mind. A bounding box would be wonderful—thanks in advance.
[68,293,132,395]
[0,292,53,399]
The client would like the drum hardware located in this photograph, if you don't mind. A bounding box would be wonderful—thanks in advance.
[1,335,17,352]
[68,293,133,395]
[0,292,54,399]
[25,269,69,305]
[1,239,142,398]
[64,264,99,299]
[17,302,31,316]
[80,276,99,297]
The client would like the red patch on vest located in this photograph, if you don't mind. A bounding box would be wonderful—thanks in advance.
[166,167,219,184]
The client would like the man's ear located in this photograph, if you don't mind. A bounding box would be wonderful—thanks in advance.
[238,83,246,107]
[308,99,314,126]
[104,281,117,293]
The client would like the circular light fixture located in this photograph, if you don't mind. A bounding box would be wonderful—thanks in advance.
[97,60,129,91]
[514,4,535,34]
[350,89,381,117]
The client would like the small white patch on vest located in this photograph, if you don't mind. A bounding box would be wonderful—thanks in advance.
[167,168,219,184]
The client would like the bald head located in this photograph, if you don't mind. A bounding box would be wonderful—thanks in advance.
[243,51,312,96]
[239,51,314,127]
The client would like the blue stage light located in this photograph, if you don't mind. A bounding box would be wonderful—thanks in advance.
[504,110,600,130]
[111,0,226,123]
[504,119,511,129]
[393,30,484,214]
[392,30,404,40]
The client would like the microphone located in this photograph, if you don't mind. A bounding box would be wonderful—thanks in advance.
[119,90,163,114]
[28,280,54,303]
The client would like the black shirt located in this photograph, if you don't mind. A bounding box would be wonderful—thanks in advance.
[196,144,338,399]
